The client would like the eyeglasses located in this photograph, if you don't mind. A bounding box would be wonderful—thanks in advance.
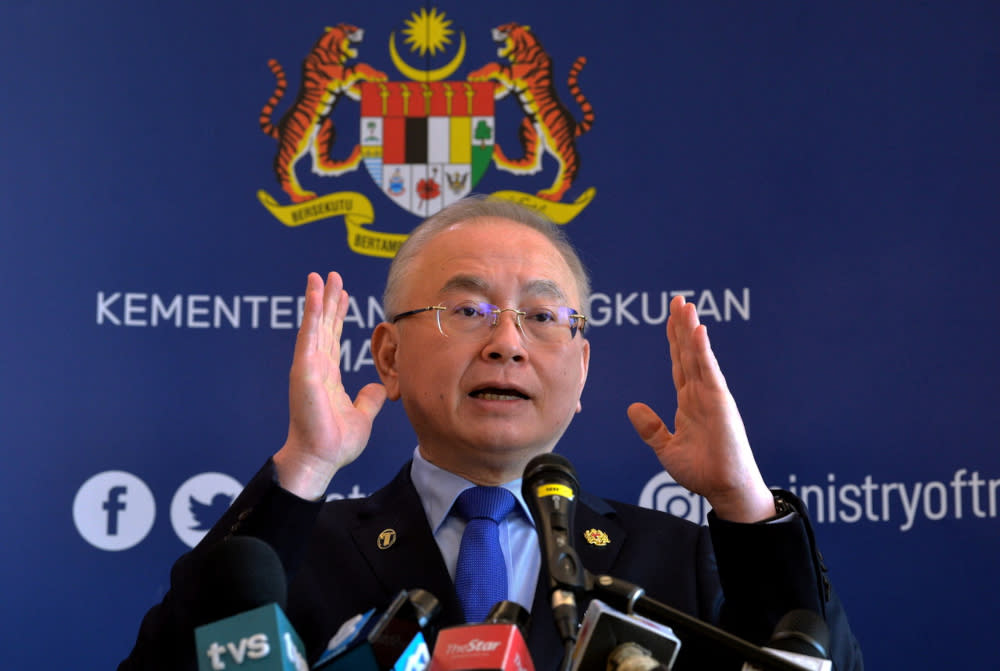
[391,300,587,344]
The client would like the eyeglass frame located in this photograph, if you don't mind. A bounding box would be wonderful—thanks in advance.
[390,302,588,342]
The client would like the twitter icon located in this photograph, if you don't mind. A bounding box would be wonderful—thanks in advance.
[189,492,235,531]
[170,473,243,547]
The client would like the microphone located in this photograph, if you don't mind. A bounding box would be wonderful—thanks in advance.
[522,453,586,646]
[518,451,830,671]
[590,574,834,671]
[568,600,680,671]
[428,601,534,671]
[605,644,668,671]
[741,610,832,671]
[519,454,833,671]
[313,588,441,671]
[192,535,309,671]
[766,610,830,659]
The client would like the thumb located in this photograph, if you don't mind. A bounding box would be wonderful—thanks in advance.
[355,382,388,422]
[627,402,673,449]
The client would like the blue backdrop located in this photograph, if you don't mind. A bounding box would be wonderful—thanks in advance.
[2,1,998,668]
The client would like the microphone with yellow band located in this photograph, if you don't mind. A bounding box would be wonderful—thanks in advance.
[521,453,586,655]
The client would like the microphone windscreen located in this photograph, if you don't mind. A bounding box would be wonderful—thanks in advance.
[606,642,665,671]
[195,536,287,625]
[406,587,442,629]
[522,453,579,489]
[768,609,830,659]
[484,601,531,634]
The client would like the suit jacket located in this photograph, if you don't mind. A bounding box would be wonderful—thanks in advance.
[119,460,862,671]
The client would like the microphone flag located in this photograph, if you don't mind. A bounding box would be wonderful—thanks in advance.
[194,602,307,671]
[428,623,533,671]
[569,600,680,671]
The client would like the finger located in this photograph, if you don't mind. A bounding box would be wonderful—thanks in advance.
[627,402,674,451]
[667,297,685,390]
[319,272,345,353]
[330,288,349,354]
[690,323,728,392]
[680,299,710,385]
[355,382,388,423]
[295,272,325,357]
[669,296,701,385]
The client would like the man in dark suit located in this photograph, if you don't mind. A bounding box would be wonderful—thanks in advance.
[120,197,863,670]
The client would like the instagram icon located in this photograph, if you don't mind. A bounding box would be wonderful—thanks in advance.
[638,471,711,525]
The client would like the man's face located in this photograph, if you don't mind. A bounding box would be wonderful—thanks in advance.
[372,217,590,483]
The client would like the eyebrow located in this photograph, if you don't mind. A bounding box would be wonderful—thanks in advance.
[439,275,490,296]
[438,275,569,303]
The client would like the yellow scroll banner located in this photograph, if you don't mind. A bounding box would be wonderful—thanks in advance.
[257,189,371,228]
[489,187,596,224]
[257,186,596,258]
[257,189,403,258]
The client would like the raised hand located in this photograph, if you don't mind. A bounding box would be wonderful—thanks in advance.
[626,295,775,523]
[274,272,387,500]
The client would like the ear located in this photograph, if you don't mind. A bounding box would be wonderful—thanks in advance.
[575,338,591,413]
[371,322,401,401]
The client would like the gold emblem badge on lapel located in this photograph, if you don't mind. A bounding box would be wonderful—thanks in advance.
[377,529,397,550]
[583,528,610,546]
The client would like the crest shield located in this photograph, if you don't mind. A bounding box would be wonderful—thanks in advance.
[360,81,495,217]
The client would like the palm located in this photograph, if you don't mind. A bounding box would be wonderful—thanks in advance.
[278,273,386,497]
[288,340,378,469]
[628,296,771,522]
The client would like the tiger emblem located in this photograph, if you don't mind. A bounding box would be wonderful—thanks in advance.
[259,24,387,203]
[468,23,594,202]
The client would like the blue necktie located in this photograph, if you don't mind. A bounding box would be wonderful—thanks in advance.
[453,486,517,623]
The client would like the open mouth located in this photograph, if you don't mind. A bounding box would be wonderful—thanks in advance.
[470,387,529,401]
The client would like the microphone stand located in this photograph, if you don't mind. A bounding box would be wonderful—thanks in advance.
[584,572,813,671]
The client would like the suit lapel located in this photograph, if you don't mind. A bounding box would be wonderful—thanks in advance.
[348,463,466,627]
[573,493,625,577]
[526,492,627,671]
[343,469,628,671]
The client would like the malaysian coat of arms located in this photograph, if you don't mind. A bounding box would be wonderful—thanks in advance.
[256,9,596,257]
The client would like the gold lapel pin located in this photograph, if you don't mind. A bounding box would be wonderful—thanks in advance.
[377,528,397,550]
[584,528,610,546]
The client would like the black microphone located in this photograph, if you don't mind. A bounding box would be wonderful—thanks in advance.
[520,456,831,671]
[193,535,287,625]
[522,453,586,648]
[429,601,535,671]
[192,535,309,671]
[591,574,831,671]
[767,610,830,659]
[741,610,831,671]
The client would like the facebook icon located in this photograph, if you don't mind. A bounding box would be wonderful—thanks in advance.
[103,485,128,535]
[74,471,155,551]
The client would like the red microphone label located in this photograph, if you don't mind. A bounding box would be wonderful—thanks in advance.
[430,624,534,671]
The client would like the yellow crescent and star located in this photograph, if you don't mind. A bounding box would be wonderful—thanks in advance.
[389,7,466,82]
[257,7,595,258]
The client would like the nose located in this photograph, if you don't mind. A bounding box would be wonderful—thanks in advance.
[482,309,526,362]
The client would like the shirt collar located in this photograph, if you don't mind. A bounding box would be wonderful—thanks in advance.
[409,446,534,534]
